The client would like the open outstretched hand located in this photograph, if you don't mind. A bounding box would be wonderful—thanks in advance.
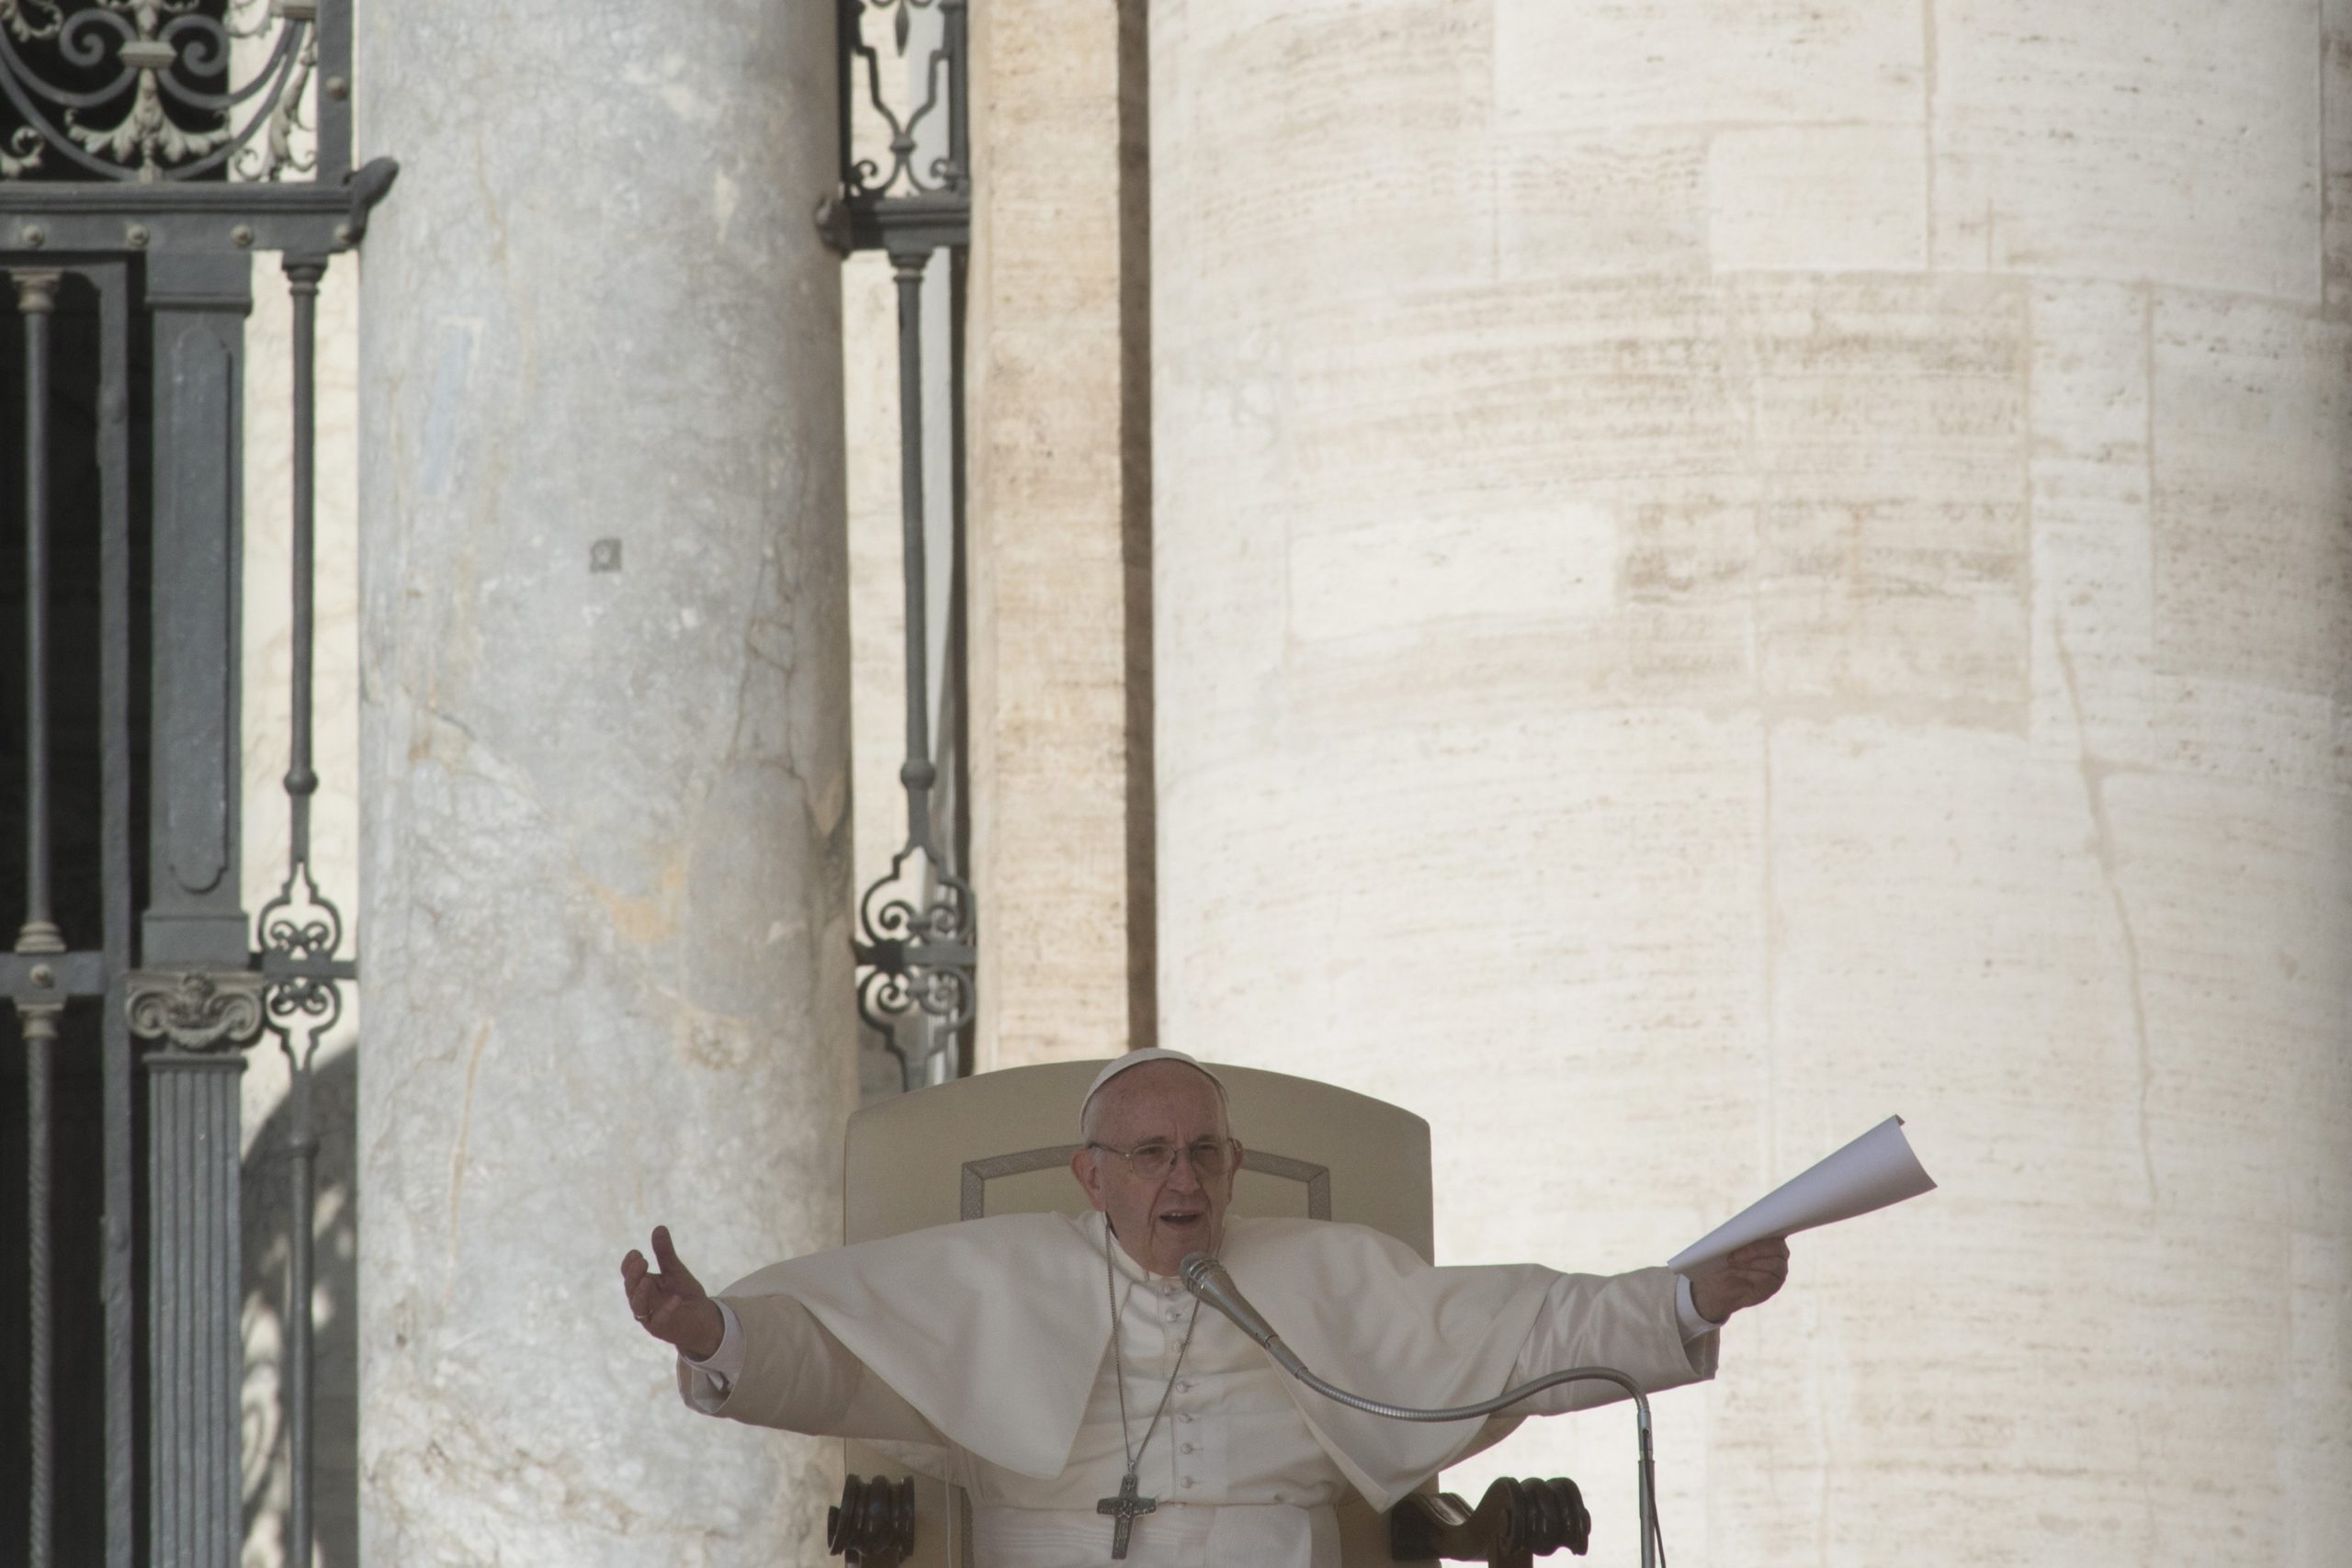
[620,1224,724,1361]
[1689,1236,1791,1325]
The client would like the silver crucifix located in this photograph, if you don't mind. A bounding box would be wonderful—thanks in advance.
[1096,1471,1158,1560]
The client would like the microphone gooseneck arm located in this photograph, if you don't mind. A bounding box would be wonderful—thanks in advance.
[1179,1252,1662,1568]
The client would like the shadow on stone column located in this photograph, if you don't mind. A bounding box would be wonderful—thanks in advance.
[240,1045,358,1568]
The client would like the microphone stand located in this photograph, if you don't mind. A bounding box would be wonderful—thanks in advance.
[1182,1254,1661,1568]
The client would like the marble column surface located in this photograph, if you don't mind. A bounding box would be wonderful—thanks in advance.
[1150,2,2351,1565]
[356,4,856,1563]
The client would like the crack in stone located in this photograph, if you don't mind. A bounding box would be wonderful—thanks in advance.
[2054,623,2160,1206]
[443,1020,492,1307]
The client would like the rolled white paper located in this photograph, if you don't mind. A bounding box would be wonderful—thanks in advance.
[1668,1115,1937,1274]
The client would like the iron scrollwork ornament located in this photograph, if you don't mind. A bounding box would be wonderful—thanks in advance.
[837,0,972,1071]
[0,0,321,183]
[256,855,346,1055]
[854,841,976,1075]
[842,0,966,200]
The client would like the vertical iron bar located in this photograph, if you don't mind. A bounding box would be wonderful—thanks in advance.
[944,0,969,186]
[95,260,136,1568]
[23,1014,55,1568]
[944,245,973,1078]
[284,260,322,862]
[282,254,327,1568]
[14,265,65,1568]
[16,269,62,953]
[312,0,352,182]
[892,250,934,847]
[285,1067,316,1568]
[836,0,857,194]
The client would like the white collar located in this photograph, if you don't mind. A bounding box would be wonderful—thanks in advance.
[1092,1209,1185,1287]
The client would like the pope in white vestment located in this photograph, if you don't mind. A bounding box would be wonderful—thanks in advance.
[621,1051,1793,1568]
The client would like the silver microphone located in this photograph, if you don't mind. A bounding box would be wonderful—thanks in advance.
[1178,1252,1308,1377]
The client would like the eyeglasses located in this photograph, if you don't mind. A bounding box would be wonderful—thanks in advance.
[1086,1136,1239,1181]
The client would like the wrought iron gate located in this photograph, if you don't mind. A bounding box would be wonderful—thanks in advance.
[0,3,390,1564]
[6,1,981,1560]
[831,0,979,1094]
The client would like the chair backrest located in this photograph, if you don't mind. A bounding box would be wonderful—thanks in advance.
[837,1059,1435,1566]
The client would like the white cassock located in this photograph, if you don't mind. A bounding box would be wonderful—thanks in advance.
[679,1211,1718,1568]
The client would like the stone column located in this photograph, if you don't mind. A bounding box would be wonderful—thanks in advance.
[1152,1,2350,1562]
[355,6,856,1562]
[964,0,1156,1066]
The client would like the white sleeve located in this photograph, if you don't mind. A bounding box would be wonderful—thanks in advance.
[676,1300,746,1414]
[1673,1274,1719,1341]
[1503,1267,1719,1417]
[675,1291,949,1450]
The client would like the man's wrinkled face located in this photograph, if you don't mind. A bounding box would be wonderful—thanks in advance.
[1069,1061,1243,1277]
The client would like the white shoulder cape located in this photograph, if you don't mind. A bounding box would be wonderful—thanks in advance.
[714,1212,1561,1511]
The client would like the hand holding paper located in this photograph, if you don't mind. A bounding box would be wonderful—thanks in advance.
[1669,1115,1937,1275]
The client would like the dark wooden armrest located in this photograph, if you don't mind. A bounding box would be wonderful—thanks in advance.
[828,1474,916,1567]
[1391,1476,1592,1566]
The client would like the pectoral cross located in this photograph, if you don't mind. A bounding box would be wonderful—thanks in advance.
[1096,1471,1157,1560]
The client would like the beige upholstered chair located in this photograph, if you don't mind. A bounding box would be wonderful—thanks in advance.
[831,1058,1437,1567]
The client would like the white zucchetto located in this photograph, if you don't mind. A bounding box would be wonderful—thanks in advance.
[1078,1048,1228,1130]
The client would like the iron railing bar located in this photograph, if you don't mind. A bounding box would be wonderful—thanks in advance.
[94,255,136,1568]
[282,251,328,1568]
[943,243,973,1077]
[257,953,354,980]
[13,264,65,1568]
[834,0,857,208]
[24,1008,54,1568]
[944,0,968,186]
[0,948,104,995]
[313,0,352,181]
[16,268,61,952]
[0,180,365,215]
[285,1060,316,1565]
[892,249,934,849]
[286,258,321,862]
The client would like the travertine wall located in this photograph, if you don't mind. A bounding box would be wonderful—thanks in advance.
[354,3,858,1562]
[1151,3,2352,1564]
[965,0,1154,1067]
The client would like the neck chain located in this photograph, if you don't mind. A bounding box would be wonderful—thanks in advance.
[1096,1217,1202,1559]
